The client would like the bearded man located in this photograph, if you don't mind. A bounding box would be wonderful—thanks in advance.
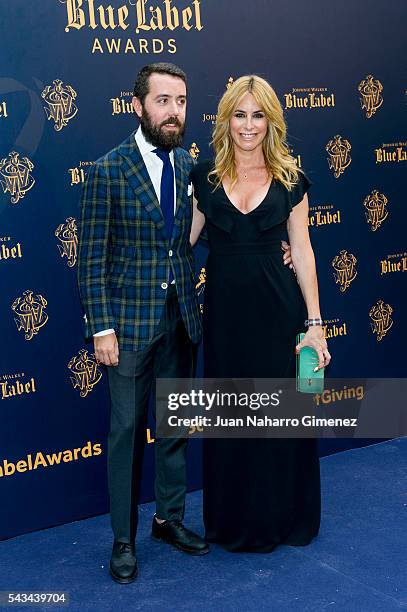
[77,63,208,584]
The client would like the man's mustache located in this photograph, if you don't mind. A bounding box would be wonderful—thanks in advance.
[160,117,182,128]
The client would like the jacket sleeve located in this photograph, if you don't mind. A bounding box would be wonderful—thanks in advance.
[76,162,116,338]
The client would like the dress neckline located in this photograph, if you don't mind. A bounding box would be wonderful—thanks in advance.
[221,178,275,216]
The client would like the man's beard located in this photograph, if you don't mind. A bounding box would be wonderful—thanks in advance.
[140,107,185,150]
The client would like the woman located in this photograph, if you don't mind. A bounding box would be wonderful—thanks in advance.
[189,75,331,552]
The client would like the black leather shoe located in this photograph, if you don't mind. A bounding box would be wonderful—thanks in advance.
[109,541,138,584]
[151,516,209,555]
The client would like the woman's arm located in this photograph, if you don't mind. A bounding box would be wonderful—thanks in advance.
[287,194,331,370]
[190,191,206,247]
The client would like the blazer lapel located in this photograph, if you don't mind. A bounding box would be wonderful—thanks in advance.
[119,132,167,240]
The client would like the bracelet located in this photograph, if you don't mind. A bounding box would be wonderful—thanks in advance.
[305,318,323,327]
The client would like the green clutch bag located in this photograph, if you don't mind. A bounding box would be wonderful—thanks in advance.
[296,332,324,394]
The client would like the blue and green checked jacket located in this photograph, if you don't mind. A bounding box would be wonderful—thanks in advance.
[77,131,202,351]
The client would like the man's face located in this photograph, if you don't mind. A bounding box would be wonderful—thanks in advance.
[132,73,187,150]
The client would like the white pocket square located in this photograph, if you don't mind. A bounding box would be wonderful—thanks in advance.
[187,183,193,196]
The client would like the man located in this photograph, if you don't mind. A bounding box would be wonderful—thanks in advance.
[77,62,207,584]
[77,62,293,583]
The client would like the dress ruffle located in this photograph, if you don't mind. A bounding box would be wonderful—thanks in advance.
[197,194,236,234]
[191,161,236,234]
[256,172,312,232]
[289,171,312,208]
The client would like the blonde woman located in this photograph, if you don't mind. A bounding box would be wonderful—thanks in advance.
[190,75,331,552]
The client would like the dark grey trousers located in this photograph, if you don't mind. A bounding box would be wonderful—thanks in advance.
[106,285,194,544]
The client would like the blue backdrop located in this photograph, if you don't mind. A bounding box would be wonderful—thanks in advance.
[1,0,406,540]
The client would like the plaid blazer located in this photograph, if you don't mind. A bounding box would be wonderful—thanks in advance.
[77,131,202,351]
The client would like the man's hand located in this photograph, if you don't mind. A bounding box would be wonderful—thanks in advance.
[94,332,119,366]
[281,240,295,271]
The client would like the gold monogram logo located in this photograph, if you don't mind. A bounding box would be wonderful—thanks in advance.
[196,267,206,313]
[0,152,35,204]
[196,267,206,297]
[358,75,383,118]
[189,142,200,160]
[68,349,102,397]
[42,79,78,131]
[369,299,393,341]
[55,217,78,267]
[12,290,48,340]
[332,250,357,292]
[326,135,352,178]
[363,190,388,231]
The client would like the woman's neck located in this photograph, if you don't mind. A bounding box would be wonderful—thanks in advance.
[233,146,265,169]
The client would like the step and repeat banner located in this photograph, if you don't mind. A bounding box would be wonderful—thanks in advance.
[1,0,405,539]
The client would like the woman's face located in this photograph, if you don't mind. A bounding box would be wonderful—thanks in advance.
[229,93,268,153]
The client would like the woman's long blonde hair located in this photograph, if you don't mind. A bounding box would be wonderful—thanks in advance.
[208,75,303,192]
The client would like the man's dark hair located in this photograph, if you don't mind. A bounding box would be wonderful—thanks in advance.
[133,62,187,104]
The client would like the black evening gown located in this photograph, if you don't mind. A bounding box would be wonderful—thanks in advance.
[190,161,321,553]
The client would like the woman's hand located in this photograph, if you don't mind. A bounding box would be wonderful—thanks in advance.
[295,326,331,371]
[281,240,295,271]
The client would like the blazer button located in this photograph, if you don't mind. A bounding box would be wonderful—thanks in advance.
[168,250,173,257]
[161,282,168,290]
